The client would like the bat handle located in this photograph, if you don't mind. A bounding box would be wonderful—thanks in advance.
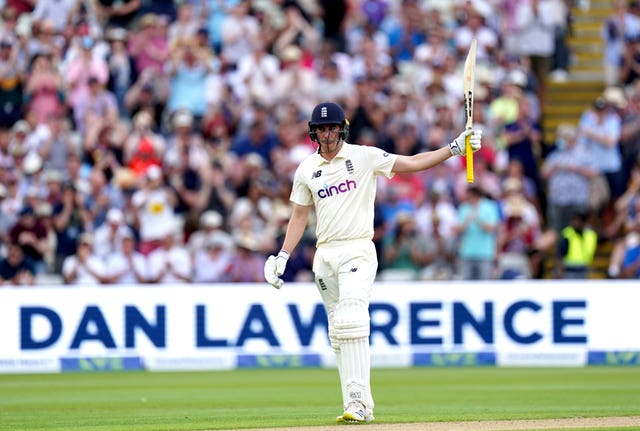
[465,131,474,183]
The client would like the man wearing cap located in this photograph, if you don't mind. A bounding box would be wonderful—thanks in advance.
[577,96,624,200]
[263,101,482,423]
[192,235,234,283]
[93,208,131,259]
[187,210,233,253]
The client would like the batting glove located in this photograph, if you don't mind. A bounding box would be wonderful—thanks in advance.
[449,129,482,156]
[264,250,289,289]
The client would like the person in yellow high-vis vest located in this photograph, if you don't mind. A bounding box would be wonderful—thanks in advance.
[556,212,598,279]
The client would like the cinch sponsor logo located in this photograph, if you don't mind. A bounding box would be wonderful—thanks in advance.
[318,179,357,198]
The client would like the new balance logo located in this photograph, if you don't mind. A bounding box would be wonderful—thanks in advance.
[350,268,358,272]
[312,170,322,179]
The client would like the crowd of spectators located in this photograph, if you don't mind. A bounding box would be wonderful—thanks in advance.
[0,0,639,285]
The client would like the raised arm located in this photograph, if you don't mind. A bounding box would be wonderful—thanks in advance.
[392,129,482,174]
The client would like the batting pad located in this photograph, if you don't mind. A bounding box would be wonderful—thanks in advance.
[334,298,370,339]
[341,337,374,410]
[328,311,347,409]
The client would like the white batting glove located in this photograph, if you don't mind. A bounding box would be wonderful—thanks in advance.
[449,129,482,156]
[264,250,289,289]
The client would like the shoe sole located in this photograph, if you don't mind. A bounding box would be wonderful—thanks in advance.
[337,413,374,423]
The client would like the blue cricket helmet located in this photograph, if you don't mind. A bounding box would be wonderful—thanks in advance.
[309,102,346,126]
[308,102,349,142]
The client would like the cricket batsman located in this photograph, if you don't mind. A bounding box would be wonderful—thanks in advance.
[264,102,482,422]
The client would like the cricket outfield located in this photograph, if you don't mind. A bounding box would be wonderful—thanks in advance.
[1,367,638,431]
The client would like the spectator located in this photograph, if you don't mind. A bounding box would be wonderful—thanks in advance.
[417,210,456,281]
[607,161,640,277]
[64,36,109,126]
[93,208,130,259]
[187,209,233,253]
[556,211,597,279]
[82,120,125,179]
[0,241,36,285]
[621,33,640,86]
[1,173,23,227]
[617,84,640,187]
[578,96,624,203]
[83,168,122,230]
[166,36,216,120]
[380,211,430,281]
[271,44,317,113]
[234,39,280,108]
[52,180,88,273]
[619,230,640,278]
[219,1,260,69]
[230,117,279,167]
[454,5,498,65]
[496,197,536,279]
[61,232,106,284]
[453,185,500,280]
[0,37,25,127]
[192,235,234,283]
[604,0,640,86]
[105,27,137,117]
[37,113,77,173]
[8,205,49,274]
[317,0,347,52]
[147,225,192,283]
[123,70,165,129]
[167,3,199,48]
[502,88,543,197]
[103,229,149,284]
[501,0,555,92]
[131,165,177,255]
[0,185,12,245]
[541,123,597,234]
[164,109,208,170]
[73,75,118,135]
[228,235,266,282]
[30,0,78,33]
[35,201,56,273]
[96,0,142,30]
[272,4,320,59]
[129,13,170,96]
[123,111,165,177]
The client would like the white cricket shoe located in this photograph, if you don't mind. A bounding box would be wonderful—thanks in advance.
[337,401,374,423]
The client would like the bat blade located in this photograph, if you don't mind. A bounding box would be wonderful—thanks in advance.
[463,39,477,183]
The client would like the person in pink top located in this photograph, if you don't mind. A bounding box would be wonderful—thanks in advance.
[25,52,63,125]
[64,36,109,118]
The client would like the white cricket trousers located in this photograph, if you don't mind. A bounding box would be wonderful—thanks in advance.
[313,238,377,411]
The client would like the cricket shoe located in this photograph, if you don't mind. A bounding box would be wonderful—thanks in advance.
[337,401,374,423]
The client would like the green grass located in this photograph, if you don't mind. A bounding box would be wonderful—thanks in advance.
[0,367,639,430]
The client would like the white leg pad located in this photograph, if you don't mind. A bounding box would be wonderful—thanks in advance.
[334,298,369,339]
[328,312,347,409]
[341,337,374,410]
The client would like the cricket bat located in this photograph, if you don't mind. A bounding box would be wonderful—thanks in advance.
[463,39,477,183]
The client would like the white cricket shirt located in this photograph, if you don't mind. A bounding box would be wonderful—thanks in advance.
[291,143,397,246]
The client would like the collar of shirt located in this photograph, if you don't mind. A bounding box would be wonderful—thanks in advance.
[314,142,348,165]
